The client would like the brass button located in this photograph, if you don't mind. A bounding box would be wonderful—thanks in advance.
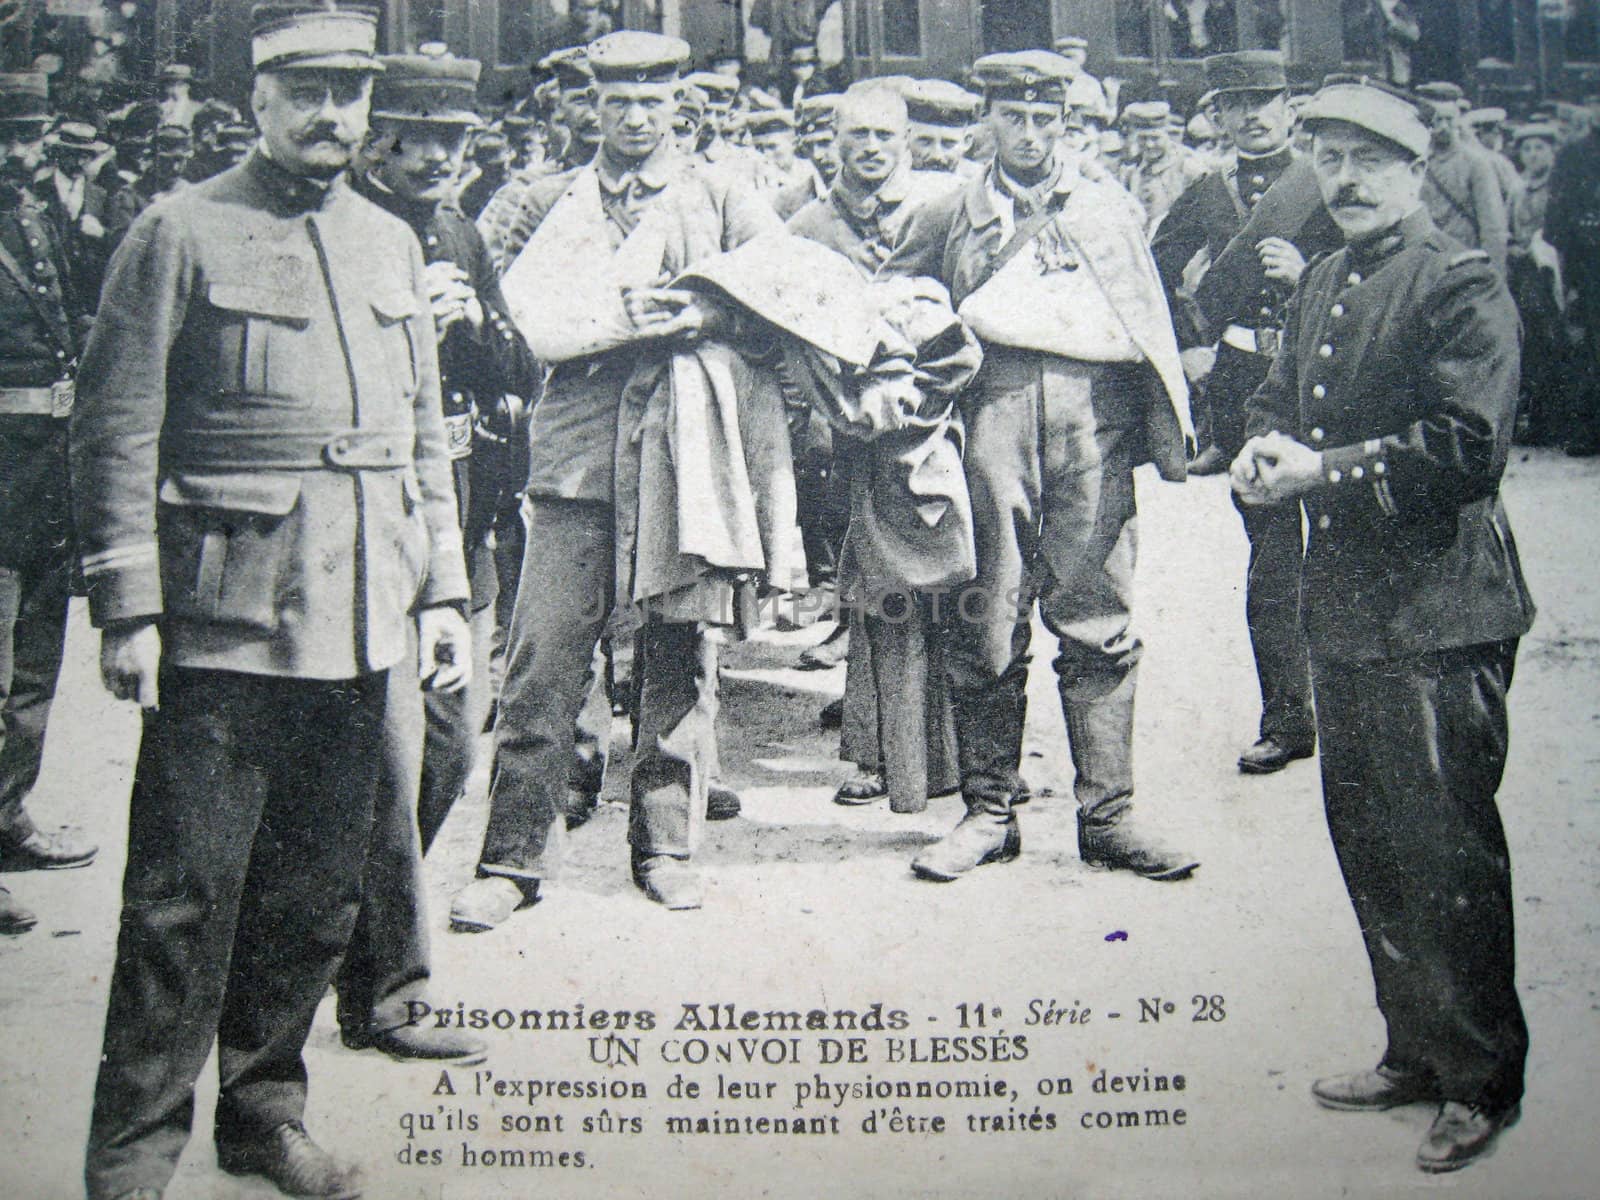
[1312,384,1326,399]
[1310,427,1325,441]
[1318,514,1331,530]
[1328,468,1342,483]
[1318,343,1333,358]
[1351,465,1364,480]
[1347,272,1362,285]
[1331,303,1345,317]
[1373,462,1386,475]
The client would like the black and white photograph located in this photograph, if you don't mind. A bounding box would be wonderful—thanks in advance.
[1,1,1597,1197]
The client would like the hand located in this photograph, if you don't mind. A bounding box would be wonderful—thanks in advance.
[1256,236,1307,286]
[425,261,483,333]
[623,287,729,343]
[417,605,472,693]
[1179,346,1217,384]
[100,622,161,709]
[1233,431,1322,505]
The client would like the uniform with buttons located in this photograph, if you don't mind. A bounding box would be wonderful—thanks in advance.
[1246,204,1534,1117]
[0,176,81,850]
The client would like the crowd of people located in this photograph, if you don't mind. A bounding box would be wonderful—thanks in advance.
[0,2,1591,1196]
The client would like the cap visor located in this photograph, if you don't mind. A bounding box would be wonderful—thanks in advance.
[265,52,384,73]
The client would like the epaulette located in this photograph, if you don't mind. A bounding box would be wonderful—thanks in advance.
[1445,248,1491,268]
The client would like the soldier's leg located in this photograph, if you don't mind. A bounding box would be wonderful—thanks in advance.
[864,597,937,814]
[213,673,386,1147]
[628,619,714,908]
[567,640,612,825]
[835,608,887,803]
[913,351,1040,880]
[1236,494,1316,761]
[1034,361,1195,880]
[1315,645,1527,1112]
[0,552,88,866]
[418,589,496,852]
[85,668,276,1200]
[459,499,613,925]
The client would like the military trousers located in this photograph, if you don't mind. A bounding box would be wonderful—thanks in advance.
[948,349,1145,812]
[335,593,494,1039]
[477,498,714,886]
[86,667,385,1200]
[1216,343,1315,746]
[1313,640,1528,1111]
[0,417,73,846]
[0,553,70,845]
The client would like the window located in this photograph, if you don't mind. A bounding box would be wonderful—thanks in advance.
[1568,0,1600,63]
[881,0,921,57]
[407,0,446,48]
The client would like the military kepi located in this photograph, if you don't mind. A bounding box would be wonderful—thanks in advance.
[0,72,50,124]
[1302,75,1431,159]
[970,51,1072,105]
[1203,49,1288,95]
[373,43,481,124]
[586,31,690,85]
[250,1,382,73]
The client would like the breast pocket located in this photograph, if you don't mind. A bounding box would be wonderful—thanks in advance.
[206,282,313,400]
[371,289,421,399]
[157,472,303,633]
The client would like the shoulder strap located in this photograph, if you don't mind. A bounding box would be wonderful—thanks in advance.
[1427,166,1480,238]
[966,205,1061,296]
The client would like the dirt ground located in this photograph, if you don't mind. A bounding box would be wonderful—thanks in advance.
[2,447,1596,1200]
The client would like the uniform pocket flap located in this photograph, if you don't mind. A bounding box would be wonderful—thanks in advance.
[207,282,313,325]
[371,288,421,323]
[158,472,303,516]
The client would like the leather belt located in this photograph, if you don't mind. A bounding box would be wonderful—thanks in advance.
[164,427,414,471]
[1221,324,1281,356]
[0,383,73,417]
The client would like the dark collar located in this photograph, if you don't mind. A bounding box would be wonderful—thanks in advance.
[246,149,340,215]
[1234,143,1294,178]
[351,170,437,234]
[1346,206,1434,269]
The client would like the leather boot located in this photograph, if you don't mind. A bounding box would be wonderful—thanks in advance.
[0,883,35,935]
[1078,797,1198,880]
[911,799,1020,881]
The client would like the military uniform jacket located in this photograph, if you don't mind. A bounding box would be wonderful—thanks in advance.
[0,197,78,569]
[1245,209,1534,663]
[352,173,538,554]
[787,168,954,276]
[499,148,782,504]
[1150,148,1343,349]
[883,163,1191,482]
[1422,143,1509,273]
[70,151,470,680]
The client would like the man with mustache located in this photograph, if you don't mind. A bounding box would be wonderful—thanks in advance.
[335,42,539,1069]
[903,78,980,182]
[1151,51,1342,777]
[0,72,98,937]
[72,4,472,1197]
[884,51,1197,882]
[1232,76,1531,1174]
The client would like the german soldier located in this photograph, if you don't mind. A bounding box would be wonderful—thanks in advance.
[884,51,1198,882]
[448,31,784,927]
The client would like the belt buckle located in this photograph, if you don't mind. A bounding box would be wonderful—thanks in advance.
[50,379,75,419]
[1255,328,1280,357]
